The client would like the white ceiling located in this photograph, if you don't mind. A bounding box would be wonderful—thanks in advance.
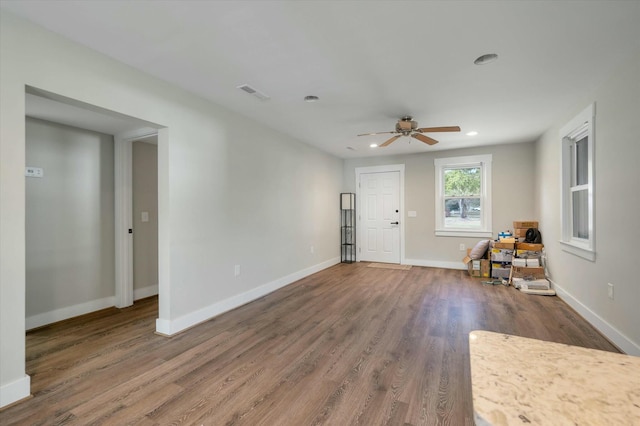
[3,0,640,158]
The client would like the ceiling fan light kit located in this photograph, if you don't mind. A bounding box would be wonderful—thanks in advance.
[358,116,461,148]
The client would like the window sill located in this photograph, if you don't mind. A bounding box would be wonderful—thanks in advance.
[559,240,596,261]
[436,229,493,238]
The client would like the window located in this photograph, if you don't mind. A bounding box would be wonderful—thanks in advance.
[560,104,595,260]
[435,155,492,237]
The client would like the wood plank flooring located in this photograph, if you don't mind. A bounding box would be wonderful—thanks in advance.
[0,263,619,425]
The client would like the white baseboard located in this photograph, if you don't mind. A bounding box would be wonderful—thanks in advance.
[134,284,158,300]
[25,296,115,330]
[550,279,640,356]
[0,375,30,409]
[156,257,341,336]
[404,258,467,270]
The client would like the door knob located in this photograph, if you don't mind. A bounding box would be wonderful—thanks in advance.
[391,221,399,225]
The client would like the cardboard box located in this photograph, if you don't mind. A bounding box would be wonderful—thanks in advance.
[513,228,529,238]
[516,243,544,251]
[512,277,550,290]
[468,259,490,278]
[513,221,538,229]
[463,248,490,278]
[491,263,511,279]
[509,266,545,284]
[512,258,540,267]
[490,248,514,262]
[492,241,515,250]
[516,249,543,260]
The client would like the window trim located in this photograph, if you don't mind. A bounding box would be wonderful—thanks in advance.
[434,154,492,237]
[560,103,596,261]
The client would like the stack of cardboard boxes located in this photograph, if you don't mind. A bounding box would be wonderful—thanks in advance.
[510,242,546,284]
[464,221,553,294]
[508,221,545,285]
[490,240,514,279]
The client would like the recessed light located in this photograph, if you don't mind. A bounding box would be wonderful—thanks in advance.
[370,143,378,148]
[474,53,498,65]
[304,95,319,102]
[466,131,478,136]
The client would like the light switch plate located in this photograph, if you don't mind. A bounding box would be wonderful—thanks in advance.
[141,211,149,222]
[25,167,44,178]
[408,211,417,217]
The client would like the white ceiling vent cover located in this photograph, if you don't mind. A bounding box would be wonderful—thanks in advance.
[236,84,270,101]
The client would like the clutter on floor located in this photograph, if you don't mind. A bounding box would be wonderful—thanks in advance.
[462,221,555,295]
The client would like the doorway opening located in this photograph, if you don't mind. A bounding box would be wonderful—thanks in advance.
[25,86,164,328]
[131,136,159,302]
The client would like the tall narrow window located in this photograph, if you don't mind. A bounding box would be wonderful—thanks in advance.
[435,155,492,237]
[560,104,595,260]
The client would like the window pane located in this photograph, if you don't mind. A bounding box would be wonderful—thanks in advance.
[444,167,481,197]
[444,197,481,228]
[576,136,588,186]
[572,189,589,239]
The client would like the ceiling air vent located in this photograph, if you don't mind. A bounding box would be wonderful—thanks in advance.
[236,84,270,101]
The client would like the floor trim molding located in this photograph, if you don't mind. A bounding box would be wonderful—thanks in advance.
[404,258,466,270]
[156,257,341,336]
[134,284,158,301]
[25,296,116,330]
[0,375,31,409]
[550,279,640,356]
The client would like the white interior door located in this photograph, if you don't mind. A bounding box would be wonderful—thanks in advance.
[360,171,400,263]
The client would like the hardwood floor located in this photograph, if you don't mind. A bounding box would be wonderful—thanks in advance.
[1,263,618,425]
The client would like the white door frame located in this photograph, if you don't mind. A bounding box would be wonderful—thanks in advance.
[355,164,405,264]
[114,128,157,308]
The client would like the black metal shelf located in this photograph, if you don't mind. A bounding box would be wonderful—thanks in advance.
[341,193,356,263]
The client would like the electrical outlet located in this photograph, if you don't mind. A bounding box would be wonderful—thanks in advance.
[459,243,466,251]
[607,283,614,300]
[310,245,315,254]
[234,265,240,277]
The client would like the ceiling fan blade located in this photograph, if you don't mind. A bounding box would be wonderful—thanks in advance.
[379,135,402,147]
[357,131,397,136]
[411,133,439,145]
[416,126,461,133]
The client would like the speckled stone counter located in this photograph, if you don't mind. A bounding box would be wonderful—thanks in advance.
[469,330,640,425]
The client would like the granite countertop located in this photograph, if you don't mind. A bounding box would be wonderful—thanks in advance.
[469,330,640,425]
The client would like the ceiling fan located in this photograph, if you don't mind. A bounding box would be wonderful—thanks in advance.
[358,116,461,147]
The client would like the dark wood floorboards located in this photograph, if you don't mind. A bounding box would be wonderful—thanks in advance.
[1,263,618,425]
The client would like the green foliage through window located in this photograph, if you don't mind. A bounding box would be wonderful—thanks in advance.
[444,167,480,196]
[444,167,481,220]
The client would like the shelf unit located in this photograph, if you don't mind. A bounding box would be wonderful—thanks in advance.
[341,193,356,263]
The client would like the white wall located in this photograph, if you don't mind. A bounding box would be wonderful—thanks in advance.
[535,52,640,355]
[132,140,158,299]
[0,11,342,407]
[343,142,537,267]
[25,118,115,327]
